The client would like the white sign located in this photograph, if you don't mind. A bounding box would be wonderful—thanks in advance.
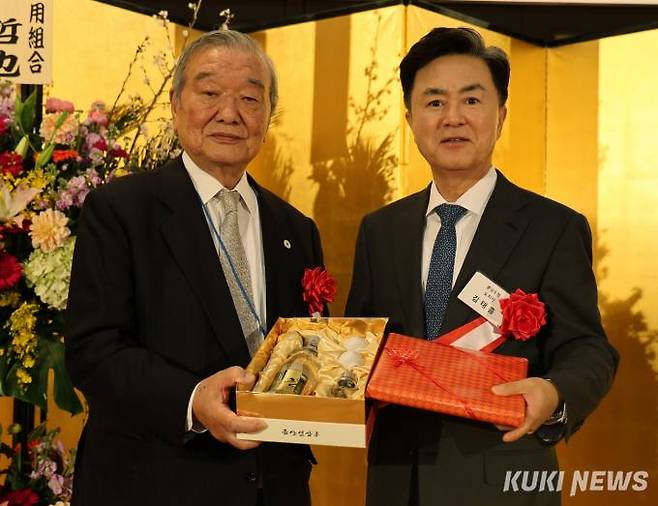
[237,417,367,448]
[457,271,509,327]
[0,0,53,84]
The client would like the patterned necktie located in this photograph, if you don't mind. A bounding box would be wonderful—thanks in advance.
[424,203,467,340]
[213,189,262,356]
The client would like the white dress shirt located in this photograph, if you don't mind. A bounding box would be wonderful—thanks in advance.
[182,152,267,431]
[421,168,497,295]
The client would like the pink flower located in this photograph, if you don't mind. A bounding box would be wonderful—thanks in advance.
[45,97,75,113]
[56,170,98,210]
[86,100,108,126]
[0,83,15,118]
[40,113,78,145]
[56,191,74,210]
[85,168,101,186]
[85,132,106,152]
[87,110,108,126]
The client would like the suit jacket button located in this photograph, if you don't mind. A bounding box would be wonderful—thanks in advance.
[245,472,258,483]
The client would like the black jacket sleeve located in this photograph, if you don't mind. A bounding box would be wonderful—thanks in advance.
[65,189,200,445]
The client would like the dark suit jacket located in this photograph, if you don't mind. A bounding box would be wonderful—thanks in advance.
[346,171,618,506]
[65,158,323,506]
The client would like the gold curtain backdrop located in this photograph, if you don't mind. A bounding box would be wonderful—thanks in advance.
[1,1,656,505]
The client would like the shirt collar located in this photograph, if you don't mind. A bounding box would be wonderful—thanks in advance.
[182,151,257,214]
[426,167,497,218]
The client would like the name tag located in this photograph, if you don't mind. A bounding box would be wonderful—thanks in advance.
[457,271,509,327]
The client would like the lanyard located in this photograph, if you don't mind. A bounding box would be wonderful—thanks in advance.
[200,196,267,337]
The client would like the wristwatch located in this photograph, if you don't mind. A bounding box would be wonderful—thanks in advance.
[543,378,568,425]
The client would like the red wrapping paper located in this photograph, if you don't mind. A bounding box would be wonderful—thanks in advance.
[366,333,528,427]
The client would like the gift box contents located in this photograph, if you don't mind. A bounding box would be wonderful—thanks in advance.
[366,333,528,428]
[236,317,387,447]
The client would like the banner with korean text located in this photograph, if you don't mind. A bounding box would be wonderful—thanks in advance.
[0,0,52,84]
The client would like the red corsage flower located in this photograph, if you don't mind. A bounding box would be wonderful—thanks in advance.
[0,251,22,290]
[499,289,546,341]
[301,267,336,316]
[0,151,24,177]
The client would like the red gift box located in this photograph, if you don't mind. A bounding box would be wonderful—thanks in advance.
[366,333,528,427]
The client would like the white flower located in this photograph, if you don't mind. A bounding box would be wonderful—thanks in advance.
[48,473,64,495]
[23,237,75,310]
[0,183,41,222]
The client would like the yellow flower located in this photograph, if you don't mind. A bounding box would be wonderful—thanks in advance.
[4,303,39,392]
[6,302,39,356]
[0,290,20,307]
[12,330,32,348]
[11,331,37,358]
[0,347,5,357]
[7,302,38,333]
[30,209,71,253]
[23,168,52,189]
[16,368,32,385]
[113,168,128,178]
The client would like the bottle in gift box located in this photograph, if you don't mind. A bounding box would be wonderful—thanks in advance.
[268,335,321,395]
[331,369,357,398]
[330,336,367,398]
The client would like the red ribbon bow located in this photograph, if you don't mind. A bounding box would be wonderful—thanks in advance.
[384,346,477,419]
[384,341,520,420]
[301,267,336,316]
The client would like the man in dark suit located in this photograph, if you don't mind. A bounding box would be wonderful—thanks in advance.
[65,30,322,506]
[346,27,618,506]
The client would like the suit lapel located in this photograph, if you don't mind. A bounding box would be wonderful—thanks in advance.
[393,186,431,338]
[250,176,300,331]
[440,171,532,334]
[157,159,251,365]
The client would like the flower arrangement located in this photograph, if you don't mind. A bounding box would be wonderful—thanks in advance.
[0,2,236,503]
[0,424,74,506]
[0,2,229,415]
[0,82,133,414]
